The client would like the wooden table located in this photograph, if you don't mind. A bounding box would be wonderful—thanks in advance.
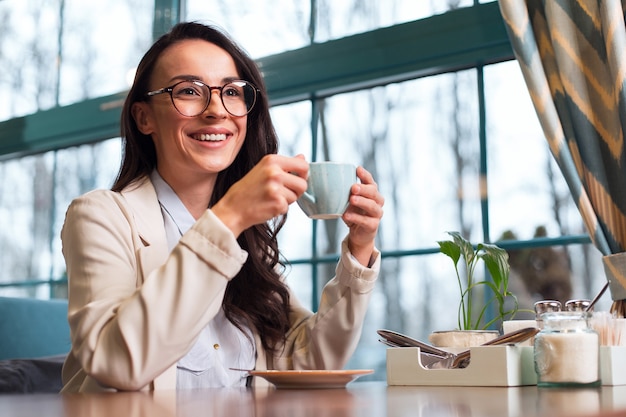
[2,382,626,417]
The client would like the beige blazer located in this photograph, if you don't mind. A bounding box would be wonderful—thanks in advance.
[60,176,379,392]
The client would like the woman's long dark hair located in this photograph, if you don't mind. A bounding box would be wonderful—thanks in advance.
[113,22,290,353]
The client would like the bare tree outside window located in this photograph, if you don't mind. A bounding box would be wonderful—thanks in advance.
[0,0,149,297]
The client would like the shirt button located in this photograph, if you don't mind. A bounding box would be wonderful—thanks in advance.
[213,343,220,350]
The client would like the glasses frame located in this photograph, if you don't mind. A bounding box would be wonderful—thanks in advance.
[145,79,259,117]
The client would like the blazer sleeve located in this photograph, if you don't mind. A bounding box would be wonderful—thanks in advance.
[268,236,380,370]
[61,189,247,391]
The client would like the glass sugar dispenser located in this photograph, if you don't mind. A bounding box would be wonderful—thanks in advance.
[534,310,600,388]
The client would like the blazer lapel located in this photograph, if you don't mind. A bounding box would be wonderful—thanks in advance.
[121,176,169,285]
[121,177,179,389]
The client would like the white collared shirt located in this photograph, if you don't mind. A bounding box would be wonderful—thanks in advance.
[150,170,255,388]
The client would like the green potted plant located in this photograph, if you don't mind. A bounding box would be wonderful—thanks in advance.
[430,231,519,347]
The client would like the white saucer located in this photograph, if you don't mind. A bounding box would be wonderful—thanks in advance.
[248,369,374,389]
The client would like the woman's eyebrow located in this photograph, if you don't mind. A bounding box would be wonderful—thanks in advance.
[167,74,203,83]
[167,75,243,84]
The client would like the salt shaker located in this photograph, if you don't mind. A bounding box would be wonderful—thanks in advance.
[534,311,600,387]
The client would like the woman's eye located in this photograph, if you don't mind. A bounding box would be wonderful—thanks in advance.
[223,87,241,97]
[179,87,200,96]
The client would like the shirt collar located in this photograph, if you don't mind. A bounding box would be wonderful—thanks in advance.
[150,169,196,235]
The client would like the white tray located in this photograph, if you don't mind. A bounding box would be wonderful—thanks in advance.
[386,345,625,387]
[386,346,537,387]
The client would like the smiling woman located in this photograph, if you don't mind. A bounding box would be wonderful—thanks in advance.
[58,21,383,392]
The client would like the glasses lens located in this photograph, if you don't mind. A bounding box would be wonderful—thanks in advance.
[171,81,209,117]
[221,81,257,116]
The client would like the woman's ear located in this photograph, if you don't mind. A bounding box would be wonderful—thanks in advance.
[132,102,155,135]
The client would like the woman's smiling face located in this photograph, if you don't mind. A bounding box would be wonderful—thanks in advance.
[132,39,248,184]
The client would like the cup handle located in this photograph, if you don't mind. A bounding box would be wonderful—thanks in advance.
[299,190,315,205]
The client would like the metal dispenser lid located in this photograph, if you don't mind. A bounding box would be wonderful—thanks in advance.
[534,300,562,320]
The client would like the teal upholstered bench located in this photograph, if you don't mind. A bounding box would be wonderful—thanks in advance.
[0,296,70,360]
[0,297,69,392]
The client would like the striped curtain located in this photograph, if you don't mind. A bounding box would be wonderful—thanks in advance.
[498,0,626,315]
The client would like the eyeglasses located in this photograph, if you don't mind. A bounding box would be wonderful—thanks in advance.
[146,79,259,117]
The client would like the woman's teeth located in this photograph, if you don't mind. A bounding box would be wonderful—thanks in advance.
[193,133,227,141]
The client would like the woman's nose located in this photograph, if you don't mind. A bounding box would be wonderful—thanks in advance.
[203,89,227,117]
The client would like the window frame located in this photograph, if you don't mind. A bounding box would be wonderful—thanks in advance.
[0,2,511,160]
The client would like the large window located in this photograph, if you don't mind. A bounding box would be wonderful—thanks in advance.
[0,0,608,379]
[0,0,153,119]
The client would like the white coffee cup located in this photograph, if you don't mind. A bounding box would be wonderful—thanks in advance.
[296,162,356,220]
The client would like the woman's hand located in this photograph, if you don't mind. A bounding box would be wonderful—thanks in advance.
[342,166,384,267]
[212,154,309,236]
